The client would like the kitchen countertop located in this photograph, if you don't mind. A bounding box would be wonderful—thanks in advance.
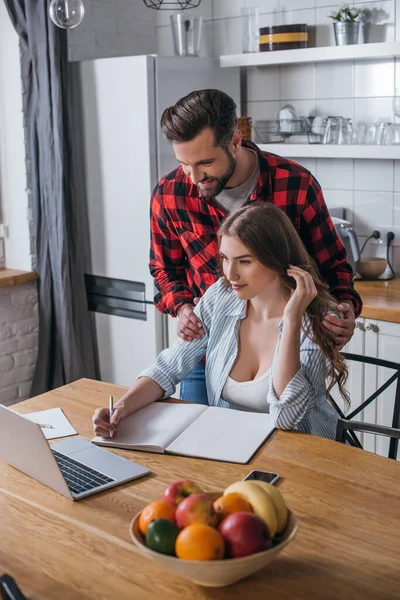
[355,277,400,323]
[0,268,37,288]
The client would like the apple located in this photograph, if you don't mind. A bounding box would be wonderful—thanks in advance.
[175,493,218,529]
[218,512,273,558]
[162,480,204,507]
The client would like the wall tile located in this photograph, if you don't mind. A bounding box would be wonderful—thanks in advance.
[316,158,354,190]
[322,189,355,222]
[213,17,242,55]
[155,0,212,26]
[212,0,279,20]
[354,97,393,122]
[248,100,281,121]
[280,1,315,11]
[156,20,214,56]
[354,159,394,191]
[316,62,354,99]
[394,192,400,230]
[354,190,394,235]
[278,7,316,27]
[395,161,400,191]
[290,157,317,173]
[247,66,280,102]
[315,1,350,7]
[397,0,400,40]
[354,59,395,97]
[316,98,354,120]
[280,64,316,100]
[315,6,337,46]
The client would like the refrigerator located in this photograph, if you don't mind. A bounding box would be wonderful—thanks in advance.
[74,55,240,386]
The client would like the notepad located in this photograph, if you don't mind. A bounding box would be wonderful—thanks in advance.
[24,408,77,440]
[91,403,275,464]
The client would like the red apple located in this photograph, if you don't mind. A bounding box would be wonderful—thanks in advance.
[162,480,204,507]
[218,512,273,558]
[175,493,218,529]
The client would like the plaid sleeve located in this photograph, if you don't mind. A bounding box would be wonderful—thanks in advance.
[300,176,362,317]
[149,184,194,316]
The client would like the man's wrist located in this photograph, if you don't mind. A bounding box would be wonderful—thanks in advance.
[176,302,194,318]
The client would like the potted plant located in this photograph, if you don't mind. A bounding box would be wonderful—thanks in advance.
[329,4,361,46]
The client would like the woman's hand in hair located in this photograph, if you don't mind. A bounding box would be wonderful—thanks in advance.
[284,265,318,324]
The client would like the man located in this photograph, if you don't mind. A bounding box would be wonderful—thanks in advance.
[149,89,362,404]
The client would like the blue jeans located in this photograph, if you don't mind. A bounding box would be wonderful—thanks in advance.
[180,363,208,405]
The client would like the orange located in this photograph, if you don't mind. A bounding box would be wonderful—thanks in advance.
[213,493,253,522]
[175,523,225,561]
[139,501,176,535]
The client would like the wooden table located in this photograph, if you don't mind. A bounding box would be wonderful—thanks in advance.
[1,379,399,600]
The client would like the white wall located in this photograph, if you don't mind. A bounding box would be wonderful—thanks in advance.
[68,0,157,61]
[0,1,31,271]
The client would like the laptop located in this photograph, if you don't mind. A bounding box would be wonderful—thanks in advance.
[0,405,150,500]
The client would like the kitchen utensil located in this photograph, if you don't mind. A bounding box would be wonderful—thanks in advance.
[375,121,393,145]
[331,217,360,273]
[259,24,308,52]
[356,257,388,279]
[241,7,259,53]
[170,13,203,56]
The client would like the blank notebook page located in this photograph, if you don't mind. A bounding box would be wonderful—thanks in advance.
[166,407,275,464]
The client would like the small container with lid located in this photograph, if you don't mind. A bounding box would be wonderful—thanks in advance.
[259,24,308,52]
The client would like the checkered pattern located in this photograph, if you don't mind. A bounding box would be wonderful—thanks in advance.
[150,140,362,317]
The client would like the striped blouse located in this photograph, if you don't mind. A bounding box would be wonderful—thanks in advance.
[138,277,340,440]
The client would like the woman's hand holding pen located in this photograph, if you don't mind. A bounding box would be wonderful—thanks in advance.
[92,405,124,438]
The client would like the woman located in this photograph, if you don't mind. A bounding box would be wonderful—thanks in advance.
[93,204,349,440]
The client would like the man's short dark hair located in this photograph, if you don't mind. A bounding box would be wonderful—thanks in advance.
[160,89,237,149]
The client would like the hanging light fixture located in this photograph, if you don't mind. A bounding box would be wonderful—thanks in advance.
[49,0,85,29]
[142,0,201,9]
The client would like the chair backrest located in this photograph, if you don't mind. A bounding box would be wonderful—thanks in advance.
[331,352,400,460]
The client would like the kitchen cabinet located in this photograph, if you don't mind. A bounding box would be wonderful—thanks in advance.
[331,318,400,459]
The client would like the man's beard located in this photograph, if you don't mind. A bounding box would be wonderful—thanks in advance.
[197,151,236,198]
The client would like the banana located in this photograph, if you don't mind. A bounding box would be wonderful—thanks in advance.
[223,480,278,537]
[250,480,288,534]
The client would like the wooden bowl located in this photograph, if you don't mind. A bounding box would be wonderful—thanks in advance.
[129,508,298,588]
[357,257,387,279]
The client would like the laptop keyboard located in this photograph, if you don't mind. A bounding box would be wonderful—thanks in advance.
[52,449,114,495]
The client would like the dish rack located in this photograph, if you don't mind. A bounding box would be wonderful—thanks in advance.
[253,118,325,144]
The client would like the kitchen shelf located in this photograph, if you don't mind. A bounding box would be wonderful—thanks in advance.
[257,144,400,159]
[220,41,400,68]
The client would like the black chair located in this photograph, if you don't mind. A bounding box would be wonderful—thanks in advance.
[330,352,400,460]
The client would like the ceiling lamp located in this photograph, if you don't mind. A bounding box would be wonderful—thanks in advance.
[142,0,201,9]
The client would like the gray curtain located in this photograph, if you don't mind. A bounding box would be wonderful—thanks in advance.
[4,0,99,393]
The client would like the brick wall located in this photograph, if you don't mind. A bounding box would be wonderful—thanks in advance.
[68,0,157,62]
[0,281,39,405]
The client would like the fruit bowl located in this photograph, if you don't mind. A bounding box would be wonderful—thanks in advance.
[129,507,298,588]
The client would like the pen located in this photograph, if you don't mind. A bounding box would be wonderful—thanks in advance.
[38,423,55,429]
[109,395,113,438]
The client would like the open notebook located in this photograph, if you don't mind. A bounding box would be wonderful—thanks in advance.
[91,403,275,464]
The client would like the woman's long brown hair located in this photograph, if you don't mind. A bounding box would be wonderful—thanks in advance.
[218,204,350,409]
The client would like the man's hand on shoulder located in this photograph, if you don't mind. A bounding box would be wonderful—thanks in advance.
[177,300,205,341]
[322,302,356,350]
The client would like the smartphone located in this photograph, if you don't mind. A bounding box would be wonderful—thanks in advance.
[243,470,280,485]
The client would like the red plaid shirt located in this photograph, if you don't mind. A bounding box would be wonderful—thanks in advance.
[150,140,362,318]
